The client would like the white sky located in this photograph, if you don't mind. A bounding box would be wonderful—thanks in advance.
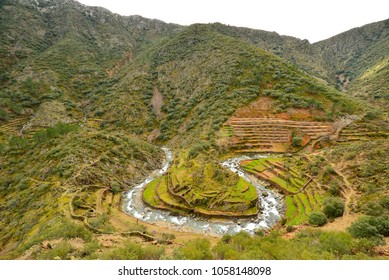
[77,0,388,43]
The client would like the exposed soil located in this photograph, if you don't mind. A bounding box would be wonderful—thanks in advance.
[151,87,163,117]
[321,214,359,231]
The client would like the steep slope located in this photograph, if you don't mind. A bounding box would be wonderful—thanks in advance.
[0,0,181,123]
[97,24,360,150]
[0,0,387,260]
[208,19,389,93]
[208,23,331,81]
[315,18,389,89]
[347,58,389,111]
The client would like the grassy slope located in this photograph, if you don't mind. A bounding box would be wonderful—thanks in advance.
[0,125,163,256]
[100,24,361,150]
[0,0,387,260]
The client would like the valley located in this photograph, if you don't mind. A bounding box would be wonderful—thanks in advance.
[0,0,388,260]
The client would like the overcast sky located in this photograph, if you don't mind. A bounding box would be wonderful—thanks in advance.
[77,0,388,43]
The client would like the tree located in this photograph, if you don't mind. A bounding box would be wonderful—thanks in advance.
[174,238,212,260]
[308,211,328,226]
[348,216,389,243]
[9,136,28,150]
[292,136,302,147]
[323,197,344,218]
[0,108,8,121]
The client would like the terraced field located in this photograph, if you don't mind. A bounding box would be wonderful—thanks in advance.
[0,117,28,140]
[143,163,260,218]
[224,117,334,152]
[241,156,326,225]
[337,123,389,143]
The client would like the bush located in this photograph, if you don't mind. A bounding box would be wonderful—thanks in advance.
[221,234,232,244]
[110,181,121,194]
[309,212,328,226]
[362,202,385,216]
[323,197,344,218]
[101,241,164,260]
[286,225,294,232]
[325,165,336,175]
[292,136,302,147]
[328,183,341,196]
[348,216,389,242]
[0,108,8,121]
[380,197,389,210]
[173,238,212,260]
[37,241,73,260]
[9,136,29,150]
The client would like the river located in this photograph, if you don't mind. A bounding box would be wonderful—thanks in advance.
[124,147,283,236]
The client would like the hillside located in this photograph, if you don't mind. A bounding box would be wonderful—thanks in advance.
[0,0,388,260]
[315,19,389,89]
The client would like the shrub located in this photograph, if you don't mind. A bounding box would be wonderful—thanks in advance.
[286,225,294,232]
[325,165,336,175]
[308,212,328,226]
[37,241,73,260]
[364,109,381,120]
[101,241,164,260]
[327,183,341,196]
[380,197,389,210]
[9,136,29,150]
[0,108,8,121]
[173,238,212,260]
[362,202,385,216]
[348,216,389,243]
[292,136,302,147]
[221,234,232,244]
[323,197,344,218]
[188,141,210,159]
[110,181,121,194]
[161,233,176,241]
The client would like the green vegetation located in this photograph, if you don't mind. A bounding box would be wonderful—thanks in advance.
[173,238,212,260]
[308,212,328,227]
[292,136,302,147]
[143,153,259,217]
[9,227,386,260]
[0,126,163,252]
[210,230,384,259]
[323,197,345,218]
[33,122,78,144]
[325,139,389,216]
[348,216,389,243]
[241,156,339,225]
[0,0,387,260]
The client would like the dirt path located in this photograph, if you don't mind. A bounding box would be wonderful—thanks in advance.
[305,150,355,217]
[95,188,108,214]
[321,213,359,231]
[301,115,358,154]
[327,161,356,216]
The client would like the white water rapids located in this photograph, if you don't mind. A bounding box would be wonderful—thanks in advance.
[124,147,283,236]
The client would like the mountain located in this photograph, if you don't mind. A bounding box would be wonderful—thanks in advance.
[208,19,389,91]
[315,19,389,86]
[0,0,388,260]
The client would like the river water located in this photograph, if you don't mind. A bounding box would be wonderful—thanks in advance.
[124,148,283,236]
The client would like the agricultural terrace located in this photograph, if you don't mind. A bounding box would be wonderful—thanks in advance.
[143,162,259,218]
[223,117,334,152]
[241,155,345,225]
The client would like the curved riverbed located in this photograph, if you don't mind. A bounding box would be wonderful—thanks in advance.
[124,148,283,236]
